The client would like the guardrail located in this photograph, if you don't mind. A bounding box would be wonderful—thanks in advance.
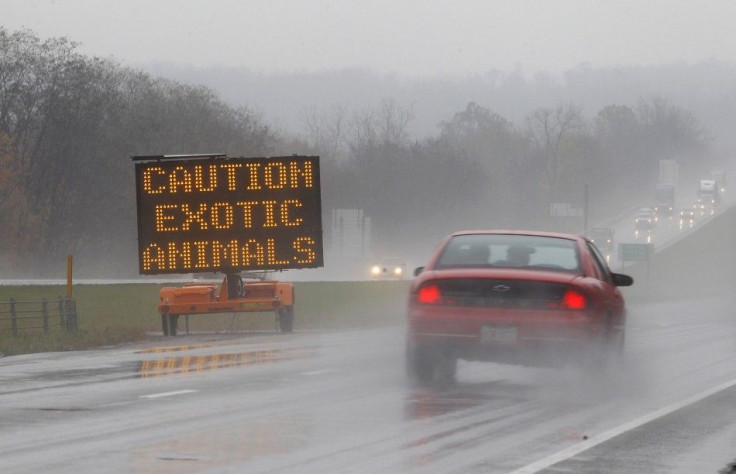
[0,297,78,336]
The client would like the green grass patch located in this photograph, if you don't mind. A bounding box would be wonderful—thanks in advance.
[0,280,411,356]
[0,327,147,356]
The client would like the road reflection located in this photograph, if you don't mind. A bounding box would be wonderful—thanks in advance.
[404,378,530,422]
[137,344,213,354]
[138,346,318,378]
[405,385,493,420]
[401,375,597,470]
[403,381,522,469]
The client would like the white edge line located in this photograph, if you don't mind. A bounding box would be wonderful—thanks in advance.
[140,389,198,399]
[510,378,736,474]
[301,369,337,376]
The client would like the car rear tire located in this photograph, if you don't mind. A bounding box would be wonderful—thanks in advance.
[606,329,626,367]
[438,355,457,382]
[582,330,625,372]
[406,344,437,383]
[278,306,294,333]
[414,355,435,383]
[170,314,178,336]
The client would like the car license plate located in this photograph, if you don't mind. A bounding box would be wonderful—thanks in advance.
[481,325,518,345]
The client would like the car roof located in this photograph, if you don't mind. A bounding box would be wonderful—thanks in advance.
[447,229,583,242]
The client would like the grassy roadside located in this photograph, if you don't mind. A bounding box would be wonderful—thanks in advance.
[0,280,411,356]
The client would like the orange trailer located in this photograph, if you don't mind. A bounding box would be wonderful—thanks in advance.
[158,273,294,336]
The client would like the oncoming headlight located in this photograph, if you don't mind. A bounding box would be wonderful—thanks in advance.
[371,265,381,276]
[393,266,403,276]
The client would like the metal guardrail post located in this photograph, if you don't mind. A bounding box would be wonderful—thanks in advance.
[10,298,17,337]
[66,298,78,331]
[58,296,66,329]
[42,299,49,334]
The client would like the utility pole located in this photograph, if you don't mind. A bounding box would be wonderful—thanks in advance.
[583,184,589,235]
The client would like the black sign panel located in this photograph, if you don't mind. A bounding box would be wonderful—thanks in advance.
[134,156,323,274]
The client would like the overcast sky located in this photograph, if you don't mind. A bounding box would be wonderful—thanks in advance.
[4,0,736,77]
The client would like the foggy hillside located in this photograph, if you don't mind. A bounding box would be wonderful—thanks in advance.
[145,60,736,153]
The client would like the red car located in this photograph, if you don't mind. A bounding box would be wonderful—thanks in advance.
[406,230,633,382]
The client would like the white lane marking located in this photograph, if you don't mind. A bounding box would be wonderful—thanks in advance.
[140,389,198,399]
[301,369,337,376]
[510,378,736,473]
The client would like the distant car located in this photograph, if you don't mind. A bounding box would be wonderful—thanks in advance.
[588,227,614,263]
[405,230,633,383]
[693,198,714,216]
[634,220,654,242]
[633,207,656,223]
[693,198,706,216]
[679,209,695,229]
[633,207,655,242]
[370,257,407,279]
[588,227,614,252]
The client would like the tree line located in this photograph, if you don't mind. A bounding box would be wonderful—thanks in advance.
[0,28,714,277]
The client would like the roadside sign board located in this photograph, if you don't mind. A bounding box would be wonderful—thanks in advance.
[619,243,653,263]
[133,155,323,275]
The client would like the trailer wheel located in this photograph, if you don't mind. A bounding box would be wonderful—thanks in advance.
[170,314,178,336]
[278,306,294,333]
[161,313,179,336]
[161,313,170,336]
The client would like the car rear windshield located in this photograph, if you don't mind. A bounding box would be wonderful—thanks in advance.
[435,234,582,273]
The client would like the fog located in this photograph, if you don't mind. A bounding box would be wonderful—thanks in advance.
[4,7,736,471]
[145,60,736,153]
[2,5,736,282]
[144,60,736,280]
[7,1,736,75]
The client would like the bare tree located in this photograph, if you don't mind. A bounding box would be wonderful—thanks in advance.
[636,95,711,163]
[376,98,412,145]
[439,102,536,223]
[300,103,348,161]
[524,104,583,200]
[346,98,413,158]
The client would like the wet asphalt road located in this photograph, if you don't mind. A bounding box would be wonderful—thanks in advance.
[1,295,736,473]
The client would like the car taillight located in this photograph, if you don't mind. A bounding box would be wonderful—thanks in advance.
[561,289,587,310]
[417,284,441,304]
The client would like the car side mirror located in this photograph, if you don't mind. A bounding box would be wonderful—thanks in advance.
[612,273,634,287]
[414,266,424,277]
